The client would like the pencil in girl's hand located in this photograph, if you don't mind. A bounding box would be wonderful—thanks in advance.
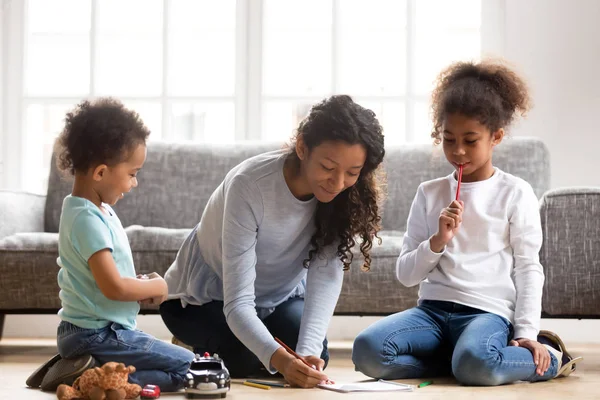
[456,164,463,201]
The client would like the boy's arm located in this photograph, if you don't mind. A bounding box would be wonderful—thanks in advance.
[88,249,167,302]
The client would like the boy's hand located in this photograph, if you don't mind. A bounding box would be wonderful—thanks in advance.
[137,272,162,280]
[137,273,168,305]
[430,200,464,252]
[510,338,551,376]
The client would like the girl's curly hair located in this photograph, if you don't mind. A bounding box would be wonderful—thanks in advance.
[431,59,531,143]
[55,97,150,175]
[290,95,386,271]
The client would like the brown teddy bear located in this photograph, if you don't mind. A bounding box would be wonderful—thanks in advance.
[56,362,142,400]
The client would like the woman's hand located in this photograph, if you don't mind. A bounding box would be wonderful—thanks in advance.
[303,355,335,384]
[430,200,464,252]
[270,348,329,388]
[510,338,551,376]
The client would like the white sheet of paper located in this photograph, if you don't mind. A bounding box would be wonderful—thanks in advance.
[318,380,414,393]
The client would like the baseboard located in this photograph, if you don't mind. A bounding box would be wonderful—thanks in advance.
[2,314,600,344]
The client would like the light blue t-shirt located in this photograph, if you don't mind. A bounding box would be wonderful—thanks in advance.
[57,195,139,330]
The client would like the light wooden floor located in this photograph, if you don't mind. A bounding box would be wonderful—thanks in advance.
[1,339,597,400]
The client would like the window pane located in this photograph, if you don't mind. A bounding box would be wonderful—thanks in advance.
[413,0,481,96]
[95,37,163,96]
[263,0,332,96]
[27,0,91,34]
[25,35,90,96]
[413,31,480,96]
[25,0,90,96]
[169,102,235,143]
[358,101,405,145]
[23,104,74,194]
[95,0,163,96]
[415,0,481,30]
[168,0,235,96]
[97,0,163,34]
[263,101,315,142]
[338,0,407,96]
[122,102,163,140]
[413,101,434,143]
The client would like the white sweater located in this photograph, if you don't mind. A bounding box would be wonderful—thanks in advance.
[396,168,544,340]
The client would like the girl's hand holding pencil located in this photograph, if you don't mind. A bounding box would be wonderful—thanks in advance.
[430,164,465,253]
[430,200,464,253]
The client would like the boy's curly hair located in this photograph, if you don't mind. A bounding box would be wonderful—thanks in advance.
[430,59,531,143]
[290,95,386,271]
[55,98,151,175]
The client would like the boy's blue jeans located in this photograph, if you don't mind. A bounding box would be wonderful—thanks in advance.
[57,320,194,392]
[352,300,558,386]
[159,297,329,378]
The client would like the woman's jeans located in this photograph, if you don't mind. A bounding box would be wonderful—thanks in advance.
[352,300,558,386]
[57,321,194,391]
[159,297,329,378]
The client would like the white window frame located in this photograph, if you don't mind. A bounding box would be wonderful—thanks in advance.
[0,0,505,191]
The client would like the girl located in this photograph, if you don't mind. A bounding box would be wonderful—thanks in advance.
[29,98,194,392]
[159,95,386,388]
[351,60,582,386]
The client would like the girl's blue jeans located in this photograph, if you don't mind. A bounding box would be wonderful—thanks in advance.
[352,300,558,386]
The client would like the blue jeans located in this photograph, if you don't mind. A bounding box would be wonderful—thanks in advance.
[57,321,194,392]
[159,297,329,378]
[352,300,558,386]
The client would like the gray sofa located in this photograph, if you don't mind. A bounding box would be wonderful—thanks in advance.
[1,137,598,338]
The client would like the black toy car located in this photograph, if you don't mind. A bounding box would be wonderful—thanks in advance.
[185,352,231,399]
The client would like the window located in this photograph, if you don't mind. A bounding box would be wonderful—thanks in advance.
[1,0,496,193]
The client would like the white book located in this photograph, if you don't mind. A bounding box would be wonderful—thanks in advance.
[318,379,414,393]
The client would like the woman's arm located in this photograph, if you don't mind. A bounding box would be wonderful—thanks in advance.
[220,176,282,372]
[295,245,344,359]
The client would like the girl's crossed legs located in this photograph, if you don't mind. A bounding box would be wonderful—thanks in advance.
[352,300,558,386]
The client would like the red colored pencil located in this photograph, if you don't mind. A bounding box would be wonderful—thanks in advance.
[274,337,313,369]
[456,164,463,201]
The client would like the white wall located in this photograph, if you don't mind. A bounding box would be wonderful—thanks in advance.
[504,0,600,188]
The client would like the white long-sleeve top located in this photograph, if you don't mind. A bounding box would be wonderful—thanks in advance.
[396,167,544,340]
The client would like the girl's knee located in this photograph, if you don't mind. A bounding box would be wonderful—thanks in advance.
[352,332,389,378]
[452,347,503,386]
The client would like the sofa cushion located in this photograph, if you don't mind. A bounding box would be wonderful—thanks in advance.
[540,188,600,316]
[45,143,282,233]
[44,138,551,234]
[0,227,191,310]
[0,228,413,314]
[337,230,417,315]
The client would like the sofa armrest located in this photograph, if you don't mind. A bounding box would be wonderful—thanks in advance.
[0,190,47,239]
[540,187,600,317]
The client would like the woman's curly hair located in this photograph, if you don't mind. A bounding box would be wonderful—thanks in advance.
[290,95,386,271]
[430,59,531,143]
[55,97,150,175]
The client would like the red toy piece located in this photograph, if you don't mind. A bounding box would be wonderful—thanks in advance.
[140,384,161,399]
